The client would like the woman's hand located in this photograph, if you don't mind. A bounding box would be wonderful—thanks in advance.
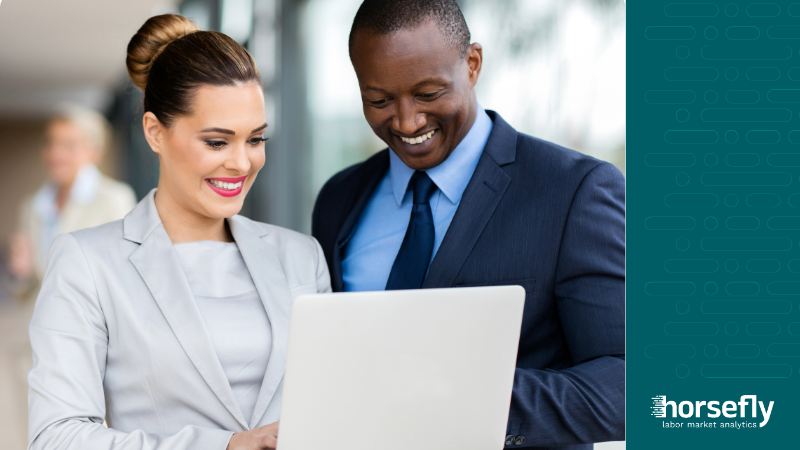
[227,421,279,450]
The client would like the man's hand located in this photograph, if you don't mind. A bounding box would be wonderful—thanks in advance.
[8,233,34,279]
[226,421,279,450]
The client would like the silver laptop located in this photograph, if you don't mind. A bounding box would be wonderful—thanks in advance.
[277,285,525,450]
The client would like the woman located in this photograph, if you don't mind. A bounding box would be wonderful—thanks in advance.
[27,14,331,450]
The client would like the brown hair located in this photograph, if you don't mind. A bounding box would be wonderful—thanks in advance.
[126,14,261,127]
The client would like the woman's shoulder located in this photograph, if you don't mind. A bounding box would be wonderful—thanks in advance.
[229,215,320,256]
[229,215,328,290]
[41,219,128,288]
[63,218,128,259]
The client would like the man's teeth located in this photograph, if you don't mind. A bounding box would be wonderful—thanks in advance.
[209,179,243,190]
[400,130,435,145]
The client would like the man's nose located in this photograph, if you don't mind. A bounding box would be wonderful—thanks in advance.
[393,100,427,136]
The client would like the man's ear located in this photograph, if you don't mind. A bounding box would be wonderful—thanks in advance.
[466,42,483,87]
[142,112,165,155]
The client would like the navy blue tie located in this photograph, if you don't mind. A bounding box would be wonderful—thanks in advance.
[385,171,439,290]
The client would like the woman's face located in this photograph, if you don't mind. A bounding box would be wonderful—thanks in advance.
[150,82,267,220]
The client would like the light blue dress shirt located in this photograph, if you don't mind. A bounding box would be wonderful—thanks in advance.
[32,164,100,269]
[342,105,494,292]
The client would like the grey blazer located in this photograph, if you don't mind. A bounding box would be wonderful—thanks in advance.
[27,189,332,450]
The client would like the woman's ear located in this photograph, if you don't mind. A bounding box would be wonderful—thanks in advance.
[142,112,165,154]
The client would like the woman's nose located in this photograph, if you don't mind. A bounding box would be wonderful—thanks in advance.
[225,143,251,173]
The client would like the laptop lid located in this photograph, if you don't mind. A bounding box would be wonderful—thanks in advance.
[277,285,525,450]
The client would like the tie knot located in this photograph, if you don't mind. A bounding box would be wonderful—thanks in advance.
[411,171,437,205]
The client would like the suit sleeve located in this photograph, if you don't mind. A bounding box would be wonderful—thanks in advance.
[27,234,235,450]
[508,162,625,446]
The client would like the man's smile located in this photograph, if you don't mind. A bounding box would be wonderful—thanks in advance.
[397,129,437,145]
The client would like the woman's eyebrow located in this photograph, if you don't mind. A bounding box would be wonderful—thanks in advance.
[199,123,267,135]
[200,127,235,135]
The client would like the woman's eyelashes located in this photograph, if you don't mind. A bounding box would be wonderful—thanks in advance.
[203,136,268,150]
[204,140,227,150]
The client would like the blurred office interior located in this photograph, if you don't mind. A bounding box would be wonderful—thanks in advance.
[0,0,625,448]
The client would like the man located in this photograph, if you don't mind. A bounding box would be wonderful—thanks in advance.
[311,0,625,447]
[9,106,137,292]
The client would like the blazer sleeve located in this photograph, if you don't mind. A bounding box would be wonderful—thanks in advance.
[508,162,625,446]
[28,234,236,450]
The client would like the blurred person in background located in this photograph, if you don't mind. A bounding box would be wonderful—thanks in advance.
[312,0,625,447]
[8,105,137,298]
[27,14,329,450]
[0,106,137,450]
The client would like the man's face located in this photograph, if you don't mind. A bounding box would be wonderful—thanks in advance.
[350,19,482,171]
[42,119,101,187]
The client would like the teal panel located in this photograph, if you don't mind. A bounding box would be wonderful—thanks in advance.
[630,2,800,445]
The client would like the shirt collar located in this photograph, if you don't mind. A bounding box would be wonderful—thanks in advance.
[388,105,493,206]
[32,164,101,220]
[70,164,100,203]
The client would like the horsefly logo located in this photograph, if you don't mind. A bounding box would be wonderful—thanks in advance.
[651,395,667,418]
[651,395,774,428]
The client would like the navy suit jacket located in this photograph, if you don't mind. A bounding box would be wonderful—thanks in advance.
[311,111,625,448]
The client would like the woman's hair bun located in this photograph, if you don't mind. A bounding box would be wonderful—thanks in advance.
[126,14,199,91]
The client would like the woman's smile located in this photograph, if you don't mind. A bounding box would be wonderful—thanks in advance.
[206,175,247,197]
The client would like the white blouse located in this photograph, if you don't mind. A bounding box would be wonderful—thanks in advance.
[173,240,271,423]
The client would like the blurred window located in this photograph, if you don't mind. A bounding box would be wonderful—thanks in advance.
[461,0,626,172]
[221,0,254,44]
[305,0,385,197]
[181,0,214,31]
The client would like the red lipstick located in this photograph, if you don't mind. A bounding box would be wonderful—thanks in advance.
[205,176,247,197]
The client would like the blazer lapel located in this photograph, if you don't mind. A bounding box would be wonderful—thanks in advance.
[125,192,249,430]
[424,111,517,288]
[229,217,293,428]
[331,150,390,291]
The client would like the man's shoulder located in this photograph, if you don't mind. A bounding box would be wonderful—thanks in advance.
[95,175,138,207]
[485,110,622,188]
[317,149,389,202]
[513,131,618,182]
[494,133,622,208]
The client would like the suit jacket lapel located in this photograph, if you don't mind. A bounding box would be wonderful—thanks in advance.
[424,111,517,288]
[331,150,390,291]
[229,217,293,428]
[126,196,249,430]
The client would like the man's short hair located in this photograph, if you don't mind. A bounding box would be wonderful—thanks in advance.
[349,0,471,58]
[52,104,110,155]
